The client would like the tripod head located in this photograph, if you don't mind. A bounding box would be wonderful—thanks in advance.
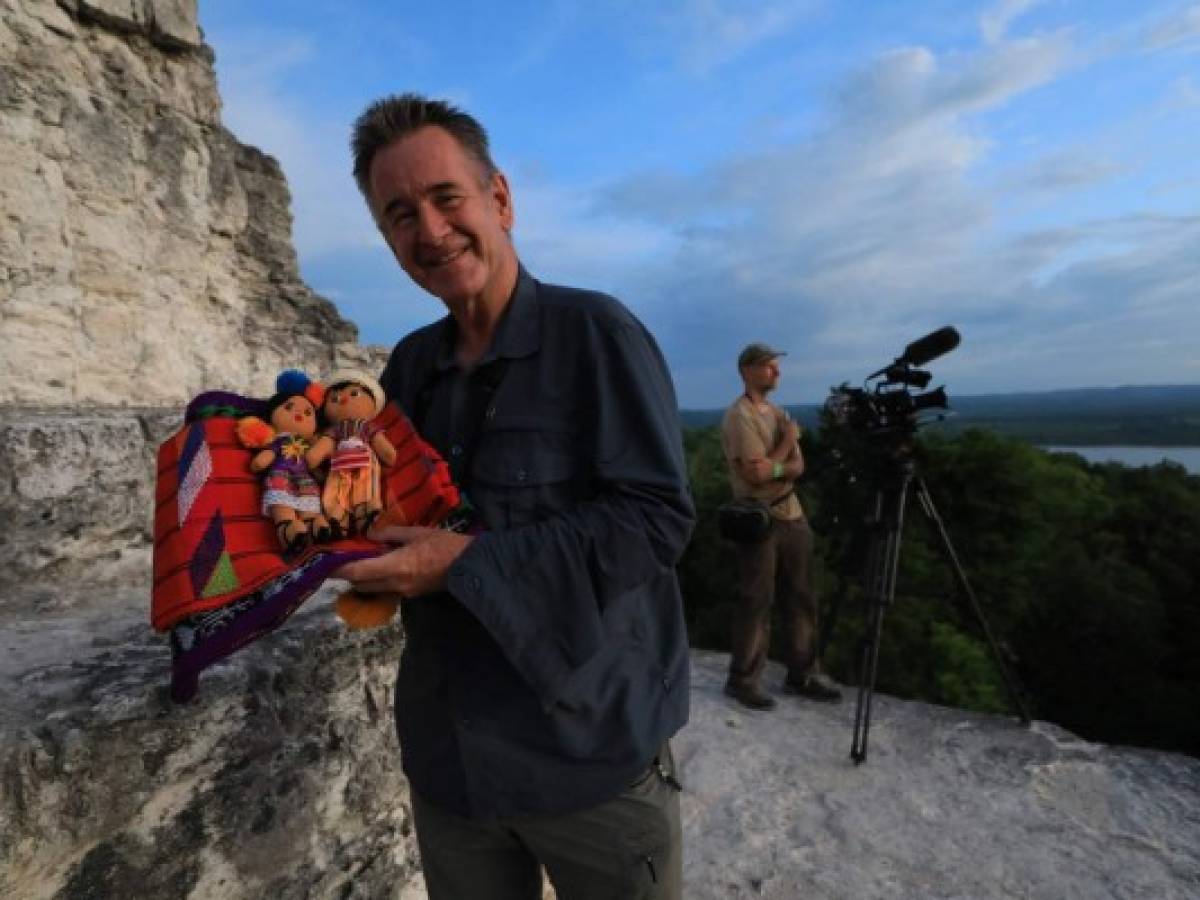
[813,326,960,647]
[819,325,959,496]
[824,325,958,448]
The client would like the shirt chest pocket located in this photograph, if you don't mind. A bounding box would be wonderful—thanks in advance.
[470,429,584,529]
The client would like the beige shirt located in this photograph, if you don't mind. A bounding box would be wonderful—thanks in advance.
[720,395,804,521]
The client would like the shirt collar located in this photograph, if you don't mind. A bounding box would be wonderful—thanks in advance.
[431,263,540,372]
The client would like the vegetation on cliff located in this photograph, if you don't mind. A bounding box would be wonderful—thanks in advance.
[680,424,1200,758]
[680,384,1200,446]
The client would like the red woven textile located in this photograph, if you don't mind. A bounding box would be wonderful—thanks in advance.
[151,400,460,632]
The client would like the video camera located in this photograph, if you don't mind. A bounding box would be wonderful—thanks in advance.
[825,326,959,442]
[821,324,1032,765]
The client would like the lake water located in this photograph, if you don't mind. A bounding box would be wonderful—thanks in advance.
[1042,446,1200,474]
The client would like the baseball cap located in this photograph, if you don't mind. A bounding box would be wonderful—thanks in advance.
[737,343,787,368]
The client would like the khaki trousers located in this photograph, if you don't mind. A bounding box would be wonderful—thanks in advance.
[728,516,820,689]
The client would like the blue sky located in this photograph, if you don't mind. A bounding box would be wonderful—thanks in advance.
[200,0,1200,406]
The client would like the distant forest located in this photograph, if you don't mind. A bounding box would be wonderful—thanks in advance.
[680,411,1200,759]
[681,384,1200,446]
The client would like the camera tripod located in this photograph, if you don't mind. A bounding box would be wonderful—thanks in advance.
[850,453,1032,764]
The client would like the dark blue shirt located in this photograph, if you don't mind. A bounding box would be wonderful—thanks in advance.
[379,266,694,818]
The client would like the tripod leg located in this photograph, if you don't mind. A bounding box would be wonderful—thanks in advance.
[851,481,909,764]
[914,478,1032,725]
[851,528,884,762]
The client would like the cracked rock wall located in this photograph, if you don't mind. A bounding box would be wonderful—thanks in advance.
[0,0,383,408]
[0,0,389,590]
[0,596,421,900]
[1,5,417,896]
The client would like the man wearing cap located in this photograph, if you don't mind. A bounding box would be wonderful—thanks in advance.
[720,343,841,710]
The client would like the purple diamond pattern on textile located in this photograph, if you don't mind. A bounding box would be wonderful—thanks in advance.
[177,424,212,526]
[190,510,226,598]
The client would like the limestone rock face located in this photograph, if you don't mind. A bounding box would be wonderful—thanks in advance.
[70,0,203,50]
[0,0,387,409]
[0,408,175,594]
[0,0,390,592]
[3,639,1197,899]
[675,651,1200,900]
[0,588,423,900]
[0,4,427,897]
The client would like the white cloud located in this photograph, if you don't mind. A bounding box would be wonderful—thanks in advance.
[603,35,1073,313]
[639,0,818,74]
[200,6,1200,404]
[1142,4,1200,53]
[581,30,1200,403]
[211,29,384,258]
[1003,151,1123,195]
[1163,74,1200,110]
[211,32,316,87]
[980,0,1045,45]
[504,0,580,74]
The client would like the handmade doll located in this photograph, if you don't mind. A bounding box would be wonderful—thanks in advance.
[236,369,332,553]
[306,370,397,536]
[153,374,468,700]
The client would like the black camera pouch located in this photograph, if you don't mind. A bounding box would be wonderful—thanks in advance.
[717,498,772,542]
[717,489,796,542]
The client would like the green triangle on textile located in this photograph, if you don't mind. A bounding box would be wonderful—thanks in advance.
[201,551,239,598]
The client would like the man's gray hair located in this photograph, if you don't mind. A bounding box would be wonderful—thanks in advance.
[350,93,497,200]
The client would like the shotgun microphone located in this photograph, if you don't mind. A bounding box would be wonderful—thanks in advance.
[867,326,961,380]
[899,326,960,368]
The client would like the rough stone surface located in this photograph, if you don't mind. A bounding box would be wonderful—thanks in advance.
[0,0,388,593]
[674,650,1200,900]
[0,408,176,593]
[0,0,388,410]
[3,641,1197,899]
[70,0,202,50]
[0,586,424,900]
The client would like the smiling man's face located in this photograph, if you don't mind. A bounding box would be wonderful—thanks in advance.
[368,125,517,313]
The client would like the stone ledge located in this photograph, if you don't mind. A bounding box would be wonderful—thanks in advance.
[0,407,177,599]
[0,585,421,899]
[62,0,202,52]
[3,626,1198,898]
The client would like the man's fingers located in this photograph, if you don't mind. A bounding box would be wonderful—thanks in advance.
[349,579,403,596]
[333,528,467,598]
[335,550,408,582]
[368,524,435,544]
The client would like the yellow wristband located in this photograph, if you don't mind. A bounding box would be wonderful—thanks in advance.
[772,461,784,480]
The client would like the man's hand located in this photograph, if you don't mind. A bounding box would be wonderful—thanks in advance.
[333,526,474,598]
[743,456,775,483]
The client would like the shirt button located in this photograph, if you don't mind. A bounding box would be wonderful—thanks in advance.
[515,468,527,482]
[450,444,463,458]
[469,575,482,593]
[485,406,496,419]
